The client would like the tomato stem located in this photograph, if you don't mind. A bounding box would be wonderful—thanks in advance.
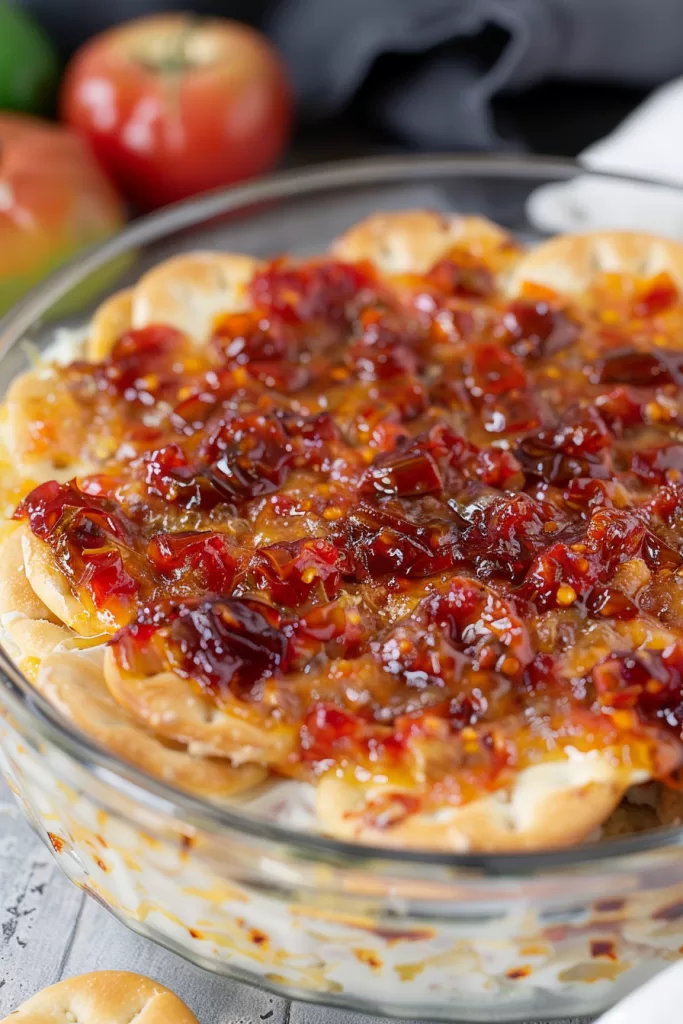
[138,15,204,75]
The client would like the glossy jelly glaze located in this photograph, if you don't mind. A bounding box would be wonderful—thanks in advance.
[12,248,683,833]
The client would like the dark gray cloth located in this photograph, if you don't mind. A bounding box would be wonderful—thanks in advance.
[266,0,683,148]
[20,0,271,51]
[20,0,683,150]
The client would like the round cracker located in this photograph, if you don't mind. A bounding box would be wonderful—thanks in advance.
[1,971,198,1024]
[508,229,683,298]
[131,251,261,341]
[103,648,295,766]
[87,288,133,361]
[331,210,517,275]
[0,524,74,673]
[4,368,92,482]
[0,525,60,623]
[5,618,74,669]
[317,758,634,852]
[39,648,265,800]
[21,527,109,637]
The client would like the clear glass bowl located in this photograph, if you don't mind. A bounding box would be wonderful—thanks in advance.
[3,155,683,1023]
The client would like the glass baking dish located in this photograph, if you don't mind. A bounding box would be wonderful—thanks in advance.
[3,155,683,1023]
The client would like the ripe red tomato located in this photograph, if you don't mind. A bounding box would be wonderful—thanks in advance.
[0,113,124,313]
[60,14,293,211]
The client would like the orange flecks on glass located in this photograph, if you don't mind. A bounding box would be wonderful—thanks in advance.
[505,965,532,980]
[590,940,617,961]
[47,832,65,853]
[352,948,384,970]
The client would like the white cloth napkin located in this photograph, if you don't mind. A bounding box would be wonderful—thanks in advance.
[594,959,683,1022]
[528,77,683,237]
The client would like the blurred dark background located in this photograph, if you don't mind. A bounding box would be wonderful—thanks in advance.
[18,0,683,164]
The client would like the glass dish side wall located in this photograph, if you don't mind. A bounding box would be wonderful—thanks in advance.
[4,682,683,1022]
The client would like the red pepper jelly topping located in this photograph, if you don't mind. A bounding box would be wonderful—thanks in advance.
[249,258,377,326]
[114,595,288,703]
[15,480,143,614]
[147,532,236,594]
[200,411,294,501]
[15,251,683,798]
[15,479,243,621]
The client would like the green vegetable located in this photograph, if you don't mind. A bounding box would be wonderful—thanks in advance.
[0,247,135,319]
[0,3,60,114]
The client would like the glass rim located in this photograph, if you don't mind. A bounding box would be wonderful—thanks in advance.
[3,151,683,875]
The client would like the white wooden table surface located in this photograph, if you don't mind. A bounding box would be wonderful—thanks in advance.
[0,778,594,1024]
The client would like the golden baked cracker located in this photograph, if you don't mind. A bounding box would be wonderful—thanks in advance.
[131,251,261,341]
[332,209,519,275]
[39,648,265,800]
[508,229,683,298]
[1,971,198,1024]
